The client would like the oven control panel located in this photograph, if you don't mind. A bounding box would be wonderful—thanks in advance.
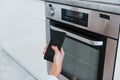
[62,9,88,27]
[46,2,120,39]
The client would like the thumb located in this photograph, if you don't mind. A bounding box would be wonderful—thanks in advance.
[52,46,59,54]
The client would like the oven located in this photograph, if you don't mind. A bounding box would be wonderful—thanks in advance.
[50,20,106,80]
[45,2,120,80]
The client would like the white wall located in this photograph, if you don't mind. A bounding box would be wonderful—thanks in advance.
[0,0,45,42]
[114,37,120,80]
[0,0,48,79]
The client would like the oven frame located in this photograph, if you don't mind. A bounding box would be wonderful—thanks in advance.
[45,2,120,40]
[46,19,118,80]
[50,20,107,80]
[45,2,120,80]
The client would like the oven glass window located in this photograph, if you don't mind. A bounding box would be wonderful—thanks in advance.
[62,37,100,80]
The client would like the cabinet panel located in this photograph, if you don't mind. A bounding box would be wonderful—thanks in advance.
[0,0,47,80]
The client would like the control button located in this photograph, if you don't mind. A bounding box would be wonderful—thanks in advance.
[50,9,54,16]
[49,4,52,7]
[49,4,54,16]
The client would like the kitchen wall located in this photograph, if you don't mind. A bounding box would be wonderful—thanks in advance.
[0,0,48,80]
[0,0,45,42]
[114,38,120,80]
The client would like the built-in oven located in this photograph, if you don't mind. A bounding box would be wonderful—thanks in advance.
[45,2,120,80]
[50,20,106,80]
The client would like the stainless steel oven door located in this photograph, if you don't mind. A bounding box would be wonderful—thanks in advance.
[47,20,118,80]
[50,23,107,80]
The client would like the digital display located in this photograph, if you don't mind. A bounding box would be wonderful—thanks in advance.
[66,10,83,19]
[62,9,88,27]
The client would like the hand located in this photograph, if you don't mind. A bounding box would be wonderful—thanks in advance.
[50,46,65,78]
[43,45,65,78]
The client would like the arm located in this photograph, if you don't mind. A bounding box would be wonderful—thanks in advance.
[49,46,64,77]
[43,46,65,80]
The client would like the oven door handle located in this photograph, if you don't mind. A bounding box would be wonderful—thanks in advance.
[51,26,103,46]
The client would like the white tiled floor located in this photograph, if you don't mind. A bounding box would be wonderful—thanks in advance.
[0,49,37,80]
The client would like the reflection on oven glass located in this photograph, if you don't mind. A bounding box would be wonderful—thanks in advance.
[62,37,99,80]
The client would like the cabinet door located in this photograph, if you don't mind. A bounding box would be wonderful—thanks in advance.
[18,0,46,22]
[114,37,120,80]
[0,0,48,80]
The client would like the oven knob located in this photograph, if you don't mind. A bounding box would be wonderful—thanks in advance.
[50,9,54,16]
[49,4,54,16]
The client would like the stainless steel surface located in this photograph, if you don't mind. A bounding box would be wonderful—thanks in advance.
[103,39,117,80]
[49,5,54,16]
[46,0,120,14]
[45,2,120,80]
[46,18,119,80]
[51,26,103,46]
[46,2,120,39]
[80,0,120,5]
[50,9,54,16]
[46,19,51,74]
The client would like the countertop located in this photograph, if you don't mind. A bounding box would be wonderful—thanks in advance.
[45,0,120,14]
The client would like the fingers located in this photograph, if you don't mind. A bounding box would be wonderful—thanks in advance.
[43,50,45,55]
[52,46,59,54]
[44,45,64,56]
[43,44,48,55]
[52,46,64,56]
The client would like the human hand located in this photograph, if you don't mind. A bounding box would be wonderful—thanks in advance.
[43,45,65,78]
[50,46,64,77]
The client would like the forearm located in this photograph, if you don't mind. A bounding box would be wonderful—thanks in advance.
[49,64,62,78]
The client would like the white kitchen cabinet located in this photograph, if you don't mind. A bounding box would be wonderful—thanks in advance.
[0,0,45,42]
[0,50,37,80]
[0,0,48,80]
[114,40,120,80]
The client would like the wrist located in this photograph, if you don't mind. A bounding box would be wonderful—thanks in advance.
[49,67,61,78]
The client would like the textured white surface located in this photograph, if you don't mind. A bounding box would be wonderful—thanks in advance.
[114,37,120,80]
[0,0,45,43]
[1,29,48,80]
[0,0,48,80]
[0,50,36,80]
